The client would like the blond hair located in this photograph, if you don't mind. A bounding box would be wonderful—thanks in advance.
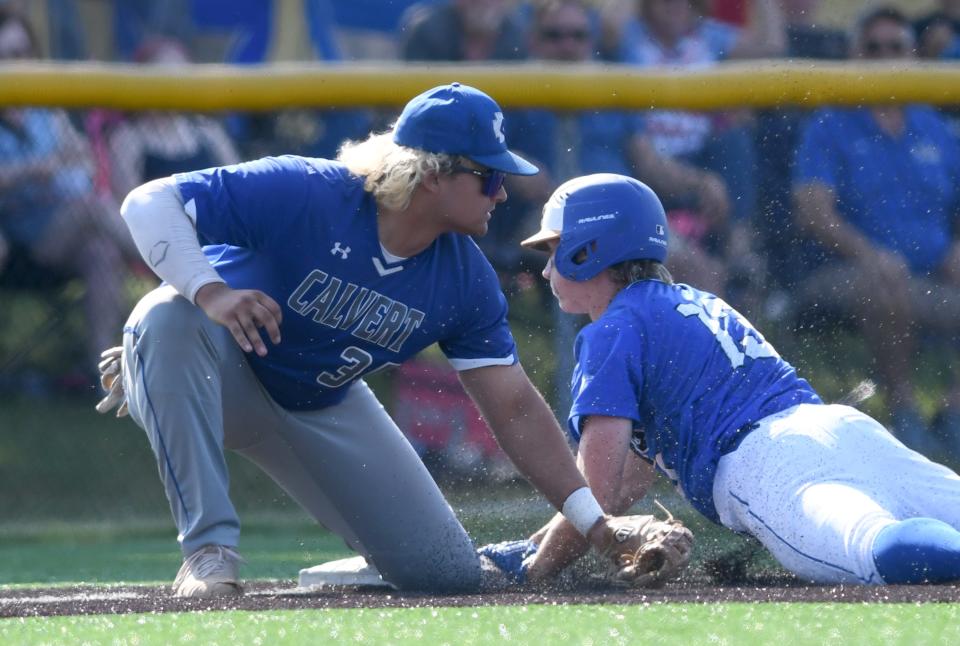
[608,259,673,287]
[337,130,459,211]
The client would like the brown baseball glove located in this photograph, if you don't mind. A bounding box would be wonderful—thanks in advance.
[596,502,694,588]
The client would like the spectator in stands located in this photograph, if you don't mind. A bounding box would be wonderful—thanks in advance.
[0,7,138,376]
[792,6,960,461]
[110,1,372,161]
[396,0,538,471]
[498,0,735,419]
[400,0,528,61]
[329,0,426,60]
[113,0,194,61]
[615,0,786,60]
[115,0,331,62]
[602,0,785,310]
[192,0,373,161]
[398,0,530,272]
[92,37,242,200]
[755,0,848,298]
[503,0,729,295]
[779,0,848,59]
[914,0,960,59]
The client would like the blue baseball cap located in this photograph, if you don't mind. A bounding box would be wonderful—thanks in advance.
[393,82,538,176]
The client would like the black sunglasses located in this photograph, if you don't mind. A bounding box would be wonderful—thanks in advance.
[539,27,590,42]
[452,165,506,198]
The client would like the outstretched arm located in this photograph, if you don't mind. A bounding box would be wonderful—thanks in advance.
[461,363,649,561]
[462,364,693,586]
[525,416,657,581]
[459,363,591,512]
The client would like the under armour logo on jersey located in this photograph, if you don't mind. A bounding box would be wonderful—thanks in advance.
[655,224,665,236]
[331,242,351,259]
[492,112,505,144]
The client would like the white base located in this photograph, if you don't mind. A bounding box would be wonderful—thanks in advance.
[298,555,396,590]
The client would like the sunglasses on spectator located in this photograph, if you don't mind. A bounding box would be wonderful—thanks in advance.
[452,165,506,198]
[539,27,590,42]
[863,39,908,55]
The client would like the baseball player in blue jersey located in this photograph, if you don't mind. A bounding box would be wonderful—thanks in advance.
[481,173,960,586]
[95,83,682,597]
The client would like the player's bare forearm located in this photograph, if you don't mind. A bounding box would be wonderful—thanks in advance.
[526,419,658,581]
[459,363,586,510]
[525,512,590,582]
[792,182,876,260]
[578,416,634,508]
[629,135,704,198]
[0,155,56,188]
[617,451,657,511]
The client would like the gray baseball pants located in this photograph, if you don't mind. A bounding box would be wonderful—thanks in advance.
[121,285,480,591]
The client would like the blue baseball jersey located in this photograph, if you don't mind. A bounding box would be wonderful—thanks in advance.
[175,155,516,410]
[568,280,822,522]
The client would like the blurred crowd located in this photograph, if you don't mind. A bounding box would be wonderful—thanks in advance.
[1,0,960,467]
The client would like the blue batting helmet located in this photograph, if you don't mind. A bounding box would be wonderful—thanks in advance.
[520,174,669,281]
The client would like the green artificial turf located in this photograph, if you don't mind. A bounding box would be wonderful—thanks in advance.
[4,603,960,646]
[0,487,567,587]
[0,519,352,586]
[0,485,753,588]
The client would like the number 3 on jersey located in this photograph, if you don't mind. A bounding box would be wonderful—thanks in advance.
[316,346,373,388]
[675,285,778,369]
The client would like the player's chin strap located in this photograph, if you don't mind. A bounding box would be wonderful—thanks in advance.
[95,346,129,417]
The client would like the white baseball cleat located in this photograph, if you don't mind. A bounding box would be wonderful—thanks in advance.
[173,544,244,598]
[298,555,396,590]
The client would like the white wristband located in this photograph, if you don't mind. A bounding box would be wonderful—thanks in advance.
[561,487,605,537]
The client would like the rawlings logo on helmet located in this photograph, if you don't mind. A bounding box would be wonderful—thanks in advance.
[577,213,617,224]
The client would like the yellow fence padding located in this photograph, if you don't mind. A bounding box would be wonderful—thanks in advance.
[0,60,958,111]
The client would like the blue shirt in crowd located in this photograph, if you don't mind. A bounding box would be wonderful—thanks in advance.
[0,110,93,245]
[793,106,960,274]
